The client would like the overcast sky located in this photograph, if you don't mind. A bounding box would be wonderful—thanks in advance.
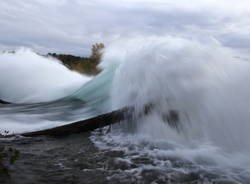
[0,0,250,56]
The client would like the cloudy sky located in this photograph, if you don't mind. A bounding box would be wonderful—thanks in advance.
[0,0,250,56]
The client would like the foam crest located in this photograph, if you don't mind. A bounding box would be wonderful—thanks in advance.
[0,48,90,103]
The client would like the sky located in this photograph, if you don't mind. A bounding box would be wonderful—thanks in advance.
[0,0,250,56]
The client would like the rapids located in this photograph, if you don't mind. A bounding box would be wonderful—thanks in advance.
[1,37,250,183]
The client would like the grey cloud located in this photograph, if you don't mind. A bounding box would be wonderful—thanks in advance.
[0,0,249,55]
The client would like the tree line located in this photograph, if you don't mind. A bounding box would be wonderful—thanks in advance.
[48,43,105,76]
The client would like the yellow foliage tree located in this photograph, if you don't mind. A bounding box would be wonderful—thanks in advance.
[90,43,105,64]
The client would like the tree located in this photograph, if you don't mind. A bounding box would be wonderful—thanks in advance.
[90,43,105,64]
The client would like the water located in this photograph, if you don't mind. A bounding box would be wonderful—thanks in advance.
[1,37,250,183]
[0,49,90,103]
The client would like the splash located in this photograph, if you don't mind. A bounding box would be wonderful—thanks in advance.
[103,36,250,153]
[87,37,250,183]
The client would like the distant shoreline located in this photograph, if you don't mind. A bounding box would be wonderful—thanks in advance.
[47,53,101,76]
[47,43,104,76]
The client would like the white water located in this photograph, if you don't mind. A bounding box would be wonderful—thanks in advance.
[0,48,90,103]
[104,36,250,153]
[90,36,250,183]
[1,37,250,182]
[0,49,93,133]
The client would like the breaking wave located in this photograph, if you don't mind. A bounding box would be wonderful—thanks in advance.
[0,48,90,103]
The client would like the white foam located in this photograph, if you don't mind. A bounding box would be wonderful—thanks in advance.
[104,36,250,153]
[0,48,91,103]
[90,36,250,182]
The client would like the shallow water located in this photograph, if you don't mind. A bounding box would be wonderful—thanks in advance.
[90,128,250,184]
[1,125,250,184]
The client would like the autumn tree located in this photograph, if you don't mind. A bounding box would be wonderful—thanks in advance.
[90,43,105,64]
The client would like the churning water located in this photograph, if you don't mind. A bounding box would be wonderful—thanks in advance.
[1,37,250,183]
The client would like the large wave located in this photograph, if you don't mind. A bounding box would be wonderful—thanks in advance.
[2,37,250,182]
[1,37,250,183]
[2,37,250,154]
